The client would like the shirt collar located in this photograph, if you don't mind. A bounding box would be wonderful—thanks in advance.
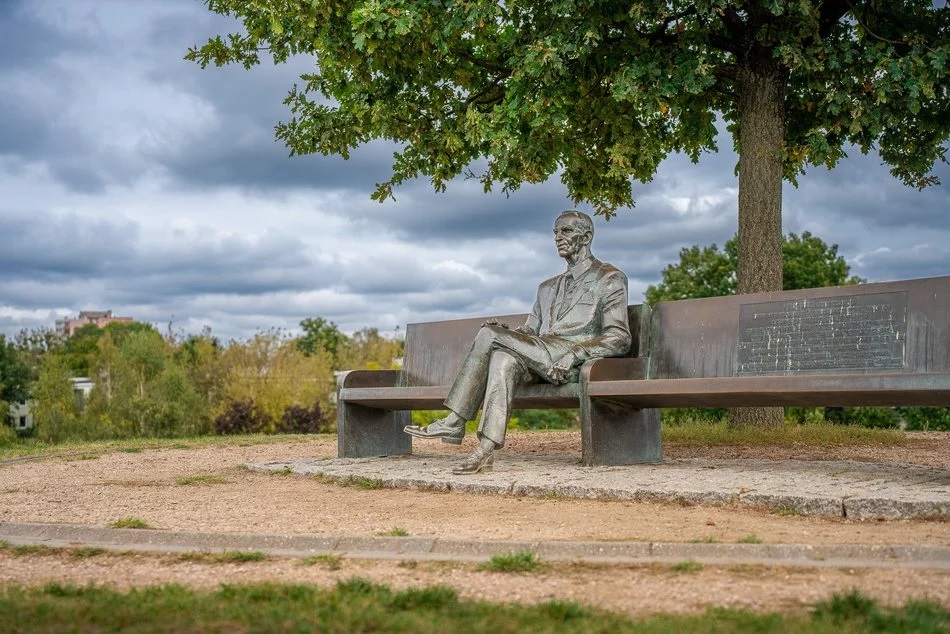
[566,256,595,279]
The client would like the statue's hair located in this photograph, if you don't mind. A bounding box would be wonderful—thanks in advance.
[556,210,594,236]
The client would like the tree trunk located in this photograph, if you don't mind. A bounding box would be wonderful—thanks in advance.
[731,61,787,430]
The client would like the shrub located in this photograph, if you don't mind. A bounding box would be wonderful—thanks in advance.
[213,399,272,435]
[277,402,328,434]
[898,407,950,432]
[511,409,578,430]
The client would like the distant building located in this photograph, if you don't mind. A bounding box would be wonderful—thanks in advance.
[6,378,94,433]
[56,310,134,336]
[9,399,32,432]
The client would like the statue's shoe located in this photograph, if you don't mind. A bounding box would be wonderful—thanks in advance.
[452,446,494,475]
[403,420,464,445]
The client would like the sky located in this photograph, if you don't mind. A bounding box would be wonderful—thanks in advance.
[1,0,948,343]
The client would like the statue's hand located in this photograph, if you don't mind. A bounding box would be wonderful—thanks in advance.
[546,351,577,385]
[512,325,532,335]
[482,318,509,329]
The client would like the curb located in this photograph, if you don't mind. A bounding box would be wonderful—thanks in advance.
[2,522,949,571]
[247,455,950,521]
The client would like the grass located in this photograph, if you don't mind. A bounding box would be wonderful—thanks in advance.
[661,419,907,448]
[70,546,107,559]
[690,536,720,543]
[301,554,343,570]
[737,534,763,544]
[174,474,230,486]
[1,583,943,633]
[481,550,541,573]
[178,550,268,564]
[672,560,704,573]
[109,517,152,530]
[0,433,322,462]
[11,544,57,556]
[377,527,409,537]
[0,425,914,463]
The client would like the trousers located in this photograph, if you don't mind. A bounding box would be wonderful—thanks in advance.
[443,325,575,447]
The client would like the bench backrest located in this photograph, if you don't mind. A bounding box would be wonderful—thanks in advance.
[401,305,648,387]
[647,275,950,380]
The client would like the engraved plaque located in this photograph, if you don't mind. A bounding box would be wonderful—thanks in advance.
[736,292,907,375]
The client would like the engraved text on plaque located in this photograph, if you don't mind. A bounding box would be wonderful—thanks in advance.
[736,292,907,375]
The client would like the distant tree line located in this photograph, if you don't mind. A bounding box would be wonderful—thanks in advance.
[1,319,403,445]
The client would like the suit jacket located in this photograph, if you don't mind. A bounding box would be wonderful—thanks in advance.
[520,257,632,364]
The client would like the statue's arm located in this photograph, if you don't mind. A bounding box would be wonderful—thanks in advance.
[514,296,542,335]
[567,271,631,363]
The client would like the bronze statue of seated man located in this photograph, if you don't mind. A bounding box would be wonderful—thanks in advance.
[404,211,631,474]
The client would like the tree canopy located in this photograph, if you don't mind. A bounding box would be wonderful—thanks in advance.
[645,230,863,303]
[188,1,949,298]
[0,335,30,415]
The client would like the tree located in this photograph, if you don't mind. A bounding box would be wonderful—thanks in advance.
[296,317,348,364]
[12,327,65,382]
[646,231,863,303]
[338,327,405,370]
[0,335,31,424]
[220,330,335,427]
[187,1,949,298]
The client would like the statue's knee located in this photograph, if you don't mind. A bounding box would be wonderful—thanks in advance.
[474,326,499,349]
[488,350,520,374]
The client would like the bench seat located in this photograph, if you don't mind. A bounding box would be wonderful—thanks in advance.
[585,372,950,408]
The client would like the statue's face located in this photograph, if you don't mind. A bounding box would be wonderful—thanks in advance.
[553,217,590,258]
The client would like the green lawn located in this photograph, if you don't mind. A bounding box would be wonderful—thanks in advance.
[1,582,946,633]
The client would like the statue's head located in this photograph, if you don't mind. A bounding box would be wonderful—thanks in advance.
[553,210,594,259]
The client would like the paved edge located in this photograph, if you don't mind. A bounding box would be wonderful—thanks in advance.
[246,460,950,522]
[2,522,949,571]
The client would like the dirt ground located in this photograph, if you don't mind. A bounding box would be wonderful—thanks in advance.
[1,432,948,616]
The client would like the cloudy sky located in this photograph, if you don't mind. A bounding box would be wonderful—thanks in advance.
[1,0,948,343]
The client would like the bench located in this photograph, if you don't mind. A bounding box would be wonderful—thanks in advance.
[336,306,659,466]
[337,275,950,466]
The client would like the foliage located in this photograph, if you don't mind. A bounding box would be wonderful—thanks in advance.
[338,327,404,370]
[31,355,84,444]
[187,2,949,215]
[108,517,151,529]
[86,329,211,439]
[277,401,329,434]
[0,423,16,448]
[659,418,906,448]
[59,322,158,378]
[8,582,939,632]
[512,409,579,430]
[213,399,272,435]
[897,407,950,432]
[0,334,30,421]
[11,327,63,382]
[296,317,347,361]
[645,231,862,303]
[219,330,334,426]
[481,551,541,573]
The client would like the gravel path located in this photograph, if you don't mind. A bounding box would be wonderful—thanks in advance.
[1,432,948,616]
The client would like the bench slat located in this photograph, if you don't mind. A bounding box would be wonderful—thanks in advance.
[340,382,581,410]
[586,373,950,407]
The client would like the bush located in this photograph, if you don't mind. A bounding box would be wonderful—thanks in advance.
[0,422,17,448]
[213,400,272,435]
[511,409,578,430]
[277,402,328,434]
[898,407,950,432]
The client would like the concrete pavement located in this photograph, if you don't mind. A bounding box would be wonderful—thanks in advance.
[247,449,950,521]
